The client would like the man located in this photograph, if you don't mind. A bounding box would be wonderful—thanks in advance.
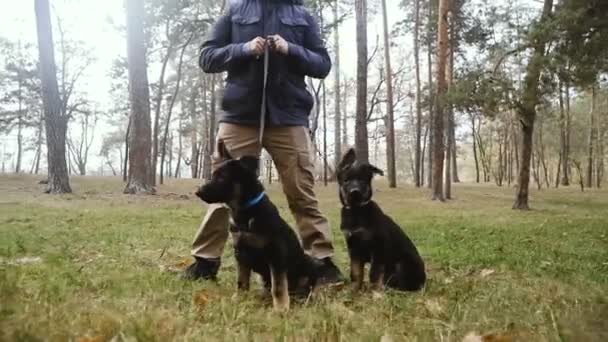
[183,0,344,286]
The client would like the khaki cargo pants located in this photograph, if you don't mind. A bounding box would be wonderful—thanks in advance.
[191,122,334,260]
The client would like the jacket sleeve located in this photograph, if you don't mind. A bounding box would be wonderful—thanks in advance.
[199,11,250,73]
[286,14,332,79]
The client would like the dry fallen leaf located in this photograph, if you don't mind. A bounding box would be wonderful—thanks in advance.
[424,299,444,317]
[2,256,43,265]
[380,333,393,342]
[462,332,514,342]
[77,336,105,342]
[193,290,212,310]
[480,269,496,278]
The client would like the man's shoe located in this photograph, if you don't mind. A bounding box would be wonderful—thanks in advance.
[315,258,345,287]
[181,257,220,280]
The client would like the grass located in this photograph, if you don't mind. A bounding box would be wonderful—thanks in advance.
[0,174,607,341]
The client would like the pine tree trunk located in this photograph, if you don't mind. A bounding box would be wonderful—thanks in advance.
[355,0,369,162]
[433,0,448,201]
[342,75,349,149]
[204,75,217,181]
[123,0,155,195]
[188,82,199,178]
[426,0,434,189]
[444,14,455,198]
[175,120,183,178]
[413,0,423,187]
[558,81,569,185]
[333,0,342,168]
[513,0,553,210]
[160,35,191,185]
[34,0,71,194]
[586,84,596,188]
[152,48,172,186]
[323,81,328,186]
[381,0,396,188]
[470,114,480,183]
[123,117,131,182]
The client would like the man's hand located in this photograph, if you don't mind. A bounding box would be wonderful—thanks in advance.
[268,35,289,55]
[245,37,266,57]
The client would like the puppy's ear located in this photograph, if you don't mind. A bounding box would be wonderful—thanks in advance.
[238,156,260,174]
[369,164,384,176]
[338,147,357,171]
[216,140,233,160]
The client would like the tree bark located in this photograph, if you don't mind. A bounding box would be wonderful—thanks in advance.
[333,0,342,168]
[355,0,369,162]
[513,0,553,210]
[381,0,396,187]
[432,0,448,201]
[124,0,155,195]
[34,0,71,194]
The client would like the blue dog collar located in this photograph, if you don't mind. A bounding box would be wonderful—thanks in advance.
[243,192,265,209]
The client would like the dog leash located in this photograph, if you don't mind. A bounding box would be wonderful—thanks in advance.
[258,44,269,146]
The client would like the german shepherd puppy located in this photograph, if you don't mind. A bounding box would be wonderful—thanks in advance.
[337,148,426,292]
[195,142,319,311]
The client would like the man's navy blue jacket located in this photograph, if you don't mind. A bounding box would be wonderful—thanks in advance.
[199,0,331,127]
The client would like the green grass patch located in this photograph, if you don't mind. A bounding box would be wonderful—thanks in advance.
[1,175,607,341]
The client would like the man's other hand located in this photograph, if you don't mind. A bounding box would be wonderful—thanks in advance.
[245,37,266,57]
[268,35,289,55]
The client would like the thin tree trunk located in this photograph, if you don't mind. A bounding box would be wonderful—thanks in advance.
[355,0,369,162]
[160,34,192,185]
[381,0,397,188]
[188,81,199,178]
[433,0,448,201]
[333,0,342,169]
[444,13,454,199]
[15,73,24,174]
[204,75,217,181]
[421,124,428,184]
[586,84,596,188]
[470,114,480,183]
[426,0,434,189]
[413,0,422,187]
[123,117,131,182]
[513,0,553,210]
[558,80,569,185]
[342,76,349,149]
[34,0,71,193]
[124,0,155,195]
[323,81,328,186]
[565,81,571,181]
[175,121,183,178]
[451,116,459,182]
[152,28,174,186]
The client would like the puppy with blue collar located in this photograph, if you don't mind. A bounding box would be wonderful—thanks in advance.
[196,142,320,311]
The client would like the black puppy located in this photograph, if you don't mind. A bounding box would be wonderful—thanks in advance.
[195,143,319,311]
[337,148,426,292]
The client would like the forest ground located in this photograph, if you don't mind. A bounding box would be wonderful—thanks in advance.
[0,175,607,341]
